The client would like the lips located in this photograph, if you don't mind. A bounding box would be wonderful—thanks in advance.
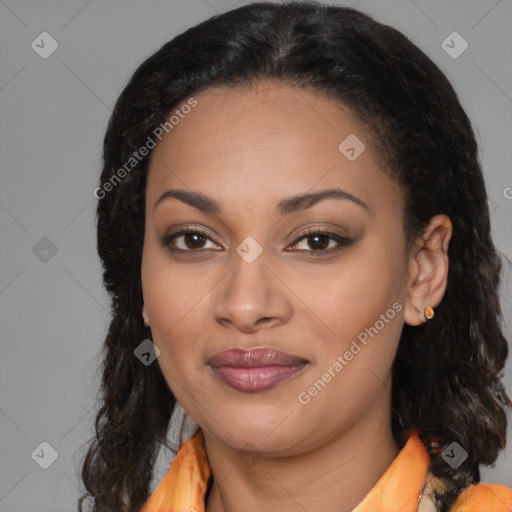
[208,348,307,367]
[207,348,309,393]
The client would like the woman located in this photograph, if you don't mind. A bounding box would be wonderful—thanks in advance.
[79,2,512,511]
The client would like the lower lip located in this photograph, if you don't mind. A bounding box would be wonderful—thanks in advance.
[209,364,307,393]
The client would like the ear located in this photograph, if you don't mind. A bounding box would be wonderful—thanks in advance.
[142,303,150,326]
[404,214,452,326]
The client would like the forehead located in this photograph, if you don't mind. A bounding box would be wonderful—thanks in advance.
[145,81,401,217]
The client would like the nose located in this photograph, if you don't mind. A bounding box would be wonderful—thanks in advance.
[212,247,293,334]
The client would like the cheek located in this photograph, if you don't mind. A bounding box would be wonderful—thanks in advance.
[308,243,406,393]
[306,244,405,335]
[142,240,211,330]
[341,241,406,358]
[300,259,404,421]
[141,246,210,377]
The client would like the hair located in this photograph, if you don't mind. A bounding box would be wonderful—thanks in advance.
[79,2,511,511]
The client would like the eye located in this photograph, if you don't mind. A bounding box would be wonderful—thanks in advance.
[287,229,352,255]
[162,228,221,252]
[162,227,352,255]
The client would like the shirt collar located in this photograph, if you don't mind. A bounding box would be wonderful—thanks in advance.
[142,429,430,512]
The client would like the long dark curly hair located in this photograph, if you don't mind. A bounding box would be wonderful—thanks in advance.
[78,2,511,511]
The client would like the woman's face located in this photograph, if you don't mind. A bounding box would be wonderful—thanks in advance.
[141,81,413,454]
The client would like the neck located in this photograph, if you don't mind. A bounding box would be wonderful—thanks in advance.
[204,399,400,512]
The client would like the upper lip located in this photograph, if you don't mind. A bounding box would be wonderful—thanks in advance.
[207,348,308,367]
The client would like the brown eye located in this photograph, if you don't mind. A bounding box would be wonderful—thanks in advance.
[162,228,220,252]
[182,232,207,250]
[305,234,331,250]
[288,230,352,254]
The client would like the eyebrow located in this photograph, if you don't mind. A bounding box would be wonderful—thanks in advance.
[153,188,370,216]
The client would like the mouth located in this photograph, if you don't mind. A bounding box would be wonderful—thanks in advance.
[207,347,309,393]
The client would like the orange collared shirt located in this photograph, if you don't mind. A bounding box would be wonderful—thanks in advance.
[141,430,512,512]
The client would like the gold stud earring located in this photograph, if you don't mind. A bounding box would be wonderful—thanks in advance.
[424,306,434,321]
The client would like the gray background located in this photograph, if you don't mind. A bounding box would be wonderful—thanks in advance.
[1,0,511,510]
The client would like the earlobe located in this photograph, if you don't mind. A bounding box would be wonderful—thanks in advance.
[142,304,150,327]
[403,214,452,326]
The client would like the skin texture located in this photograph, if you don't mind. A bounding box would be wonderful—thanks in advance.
[141,81,452,512]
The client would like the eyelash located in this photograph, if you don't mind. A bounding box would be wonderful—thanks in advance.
[161,227,352,257]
